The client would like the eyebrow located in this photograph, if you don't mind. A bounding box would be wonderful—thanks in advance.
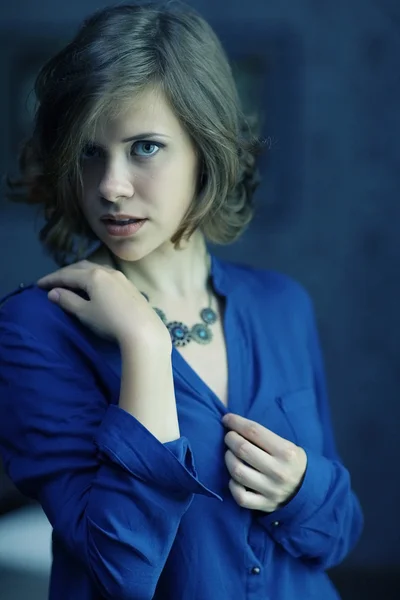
[121,132,170,143]
[85,132,171,149]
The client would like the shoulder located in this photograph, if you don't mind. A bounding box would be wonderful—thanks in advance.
[1,283,68,333]
[0,284,96,363]
[216,257,313,316]
[215,257,317,345]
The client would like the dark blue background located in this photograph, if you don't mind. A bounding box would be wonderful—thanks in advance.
[0,0,399,597]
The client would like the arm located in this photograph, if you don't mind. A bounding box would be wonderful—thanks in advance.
[118,337,181,443]
[256,291,363,569]
[0,322,221,600]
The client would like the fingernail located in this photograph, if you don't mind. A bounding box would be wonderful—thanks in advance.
[48,289,60,301]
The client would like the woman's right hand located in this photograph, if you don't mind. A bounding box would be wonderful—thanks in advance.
[37,260,171,350]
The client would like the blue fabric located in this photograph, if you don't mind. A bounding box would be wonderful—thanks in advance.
[0,255,363,600]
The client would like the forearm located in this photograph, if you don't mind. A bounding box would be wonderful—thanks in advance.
[0,319,222,600]
[118,339,180,444]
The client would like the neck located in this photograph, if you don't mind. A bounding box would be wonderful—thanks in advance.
[109,232,210,301]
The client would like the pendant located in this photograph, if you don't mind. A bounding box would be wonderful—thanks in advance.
[200,307,217,325]
[141,289,218,347]
[167,321,191,347]
[191,323,213,344]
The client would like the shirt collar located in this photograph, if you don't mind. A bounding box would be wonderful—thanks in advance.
[209,253,232,297]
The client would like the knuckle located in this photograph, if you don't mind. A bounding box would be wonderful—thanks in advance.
[225,431,235,445]
[90,266,108,283]
[76,260,92,270]
[229,480,246,507]
[246,422,261,442]
[268,487,281,505]
[272,466,287,485]
[233,464,243,480]
[237,491,247,507]
[283,442,298,462]
[238,441,250,460]
[113,269,126,281]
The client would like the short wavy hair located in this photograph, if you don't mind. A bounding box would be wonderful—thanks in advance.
[8,1,263,265]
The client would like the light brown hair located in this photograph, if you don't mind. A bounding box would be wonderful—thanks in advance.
[8,2,263,265]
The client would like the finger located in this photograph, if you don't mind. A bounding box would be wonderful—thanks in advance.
[37,260,92,281]
[47,288,88,316]
[227,432,290,486]
[224,430,276,475]
[37,265,100,293]
[228,478,270,511]
[222,413,295,459]
[224,448,269,496]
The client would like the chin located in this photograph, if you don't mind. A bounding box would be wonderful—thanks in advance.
[96,223,178,264]
[106,237,164,263]
[107,243,148,263]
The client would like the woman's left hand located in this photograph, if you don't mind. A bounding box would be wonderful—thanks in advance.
[222,413,307,513]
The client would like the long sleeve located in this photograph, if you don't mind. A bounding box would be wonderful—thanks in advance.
[0,321,221,600]
[256,291,363,570]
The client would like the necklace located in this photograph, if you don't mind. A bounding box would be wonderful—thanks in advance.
[141,285,218,347]
[108,249,218,347]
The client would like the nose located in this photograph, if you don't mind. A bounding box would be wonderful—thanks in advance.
[98,158,134,202]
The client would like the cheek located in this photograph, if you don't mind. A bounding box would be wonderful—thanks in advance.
[151,157,198,204]
[78,189,98,225]
[81,163,103,194]
[137,165,177,205]
[80,169,101,205]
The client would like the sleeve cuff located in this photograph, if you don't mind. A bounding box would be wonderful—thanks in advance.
[95,404,222,501]
[257,449,334,533]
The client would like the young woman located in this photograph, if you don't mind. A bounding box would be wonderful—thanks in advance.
[0,3,363,599]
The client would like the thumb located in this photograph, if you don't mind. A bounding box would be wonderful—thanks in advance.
[48,288,87,316]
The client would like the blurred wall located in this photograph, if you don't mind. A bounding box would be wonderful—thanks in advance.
[1,0,400,571]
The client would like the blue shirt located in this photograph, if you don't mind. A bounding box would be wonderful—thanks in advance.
[0,255,363,600]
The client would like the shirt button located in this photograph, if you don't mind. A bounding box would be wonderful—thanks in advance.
[251,566,261,575]
[272,520,280,527]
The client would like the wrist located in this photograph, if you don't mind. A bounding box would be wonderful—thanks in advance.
[118,329,172,357]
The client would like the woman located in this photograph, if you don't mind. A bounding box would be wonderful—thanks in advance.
[0,3,363,599]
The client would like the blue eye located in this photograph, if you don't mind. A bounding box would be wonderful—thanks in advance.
[81,144,104,160]
[132,141,162,157]
[80,141,163,161]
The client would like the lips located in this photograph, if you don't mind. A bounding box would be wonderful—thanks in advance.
[102,218,147,237]
[103,218,140,225]
[101,214,144,222]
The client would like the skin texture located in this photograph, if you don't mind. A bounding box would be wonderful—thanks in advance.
[222,413,307,512]
[79,85,207,297]
[37,261,171,349]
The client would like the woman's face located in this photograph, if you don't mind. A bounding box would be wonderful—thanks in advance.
[79,87,200,262]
